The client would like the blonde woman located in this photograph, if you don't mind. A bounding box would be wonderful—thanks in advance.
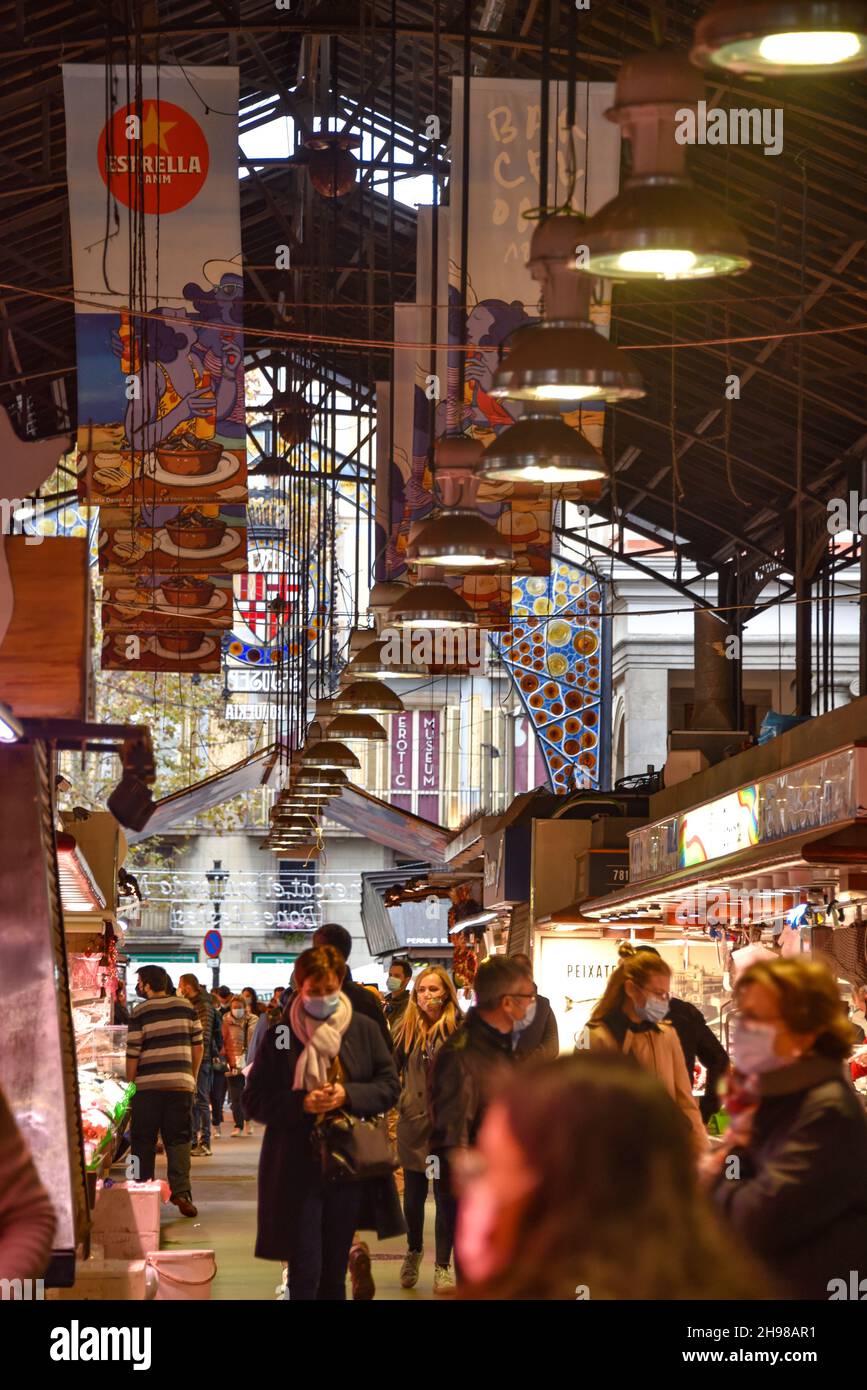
[585,943,708,1156]
[393,965,462,1294]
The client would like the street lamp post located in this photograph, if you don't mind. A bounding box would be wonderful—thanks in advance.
[205,858,229,989]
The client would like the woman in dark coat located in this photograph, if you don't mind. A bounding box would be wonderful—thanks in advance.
[709,956,867,1299]
[243,944,402,1300]
[393,965,462,1295]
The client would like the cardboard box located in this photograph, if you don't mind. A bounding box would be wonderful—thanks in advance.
[91,1180,162,1236]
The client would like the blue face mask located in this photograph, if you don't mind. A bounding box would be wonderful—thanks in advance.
[512,1000,537,1033]
[637,993,669,1025]
[303,993,341,1020]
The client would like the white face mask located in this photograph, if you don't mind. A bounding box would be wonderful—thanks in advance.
[232,1007,246,1019]
[731,1018,782,1075]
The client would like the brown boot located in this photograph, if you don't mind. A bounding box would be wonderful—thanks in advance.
[348,1241,375,1299]
[171,1193,198,1218]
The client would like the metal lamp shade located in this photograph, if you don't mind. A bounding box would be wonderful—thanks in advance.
[579,177,751,281]
[406,509,512,570]
[334,679,404,715]
[324,712,388,741]
[345,636,426,680]
[478,411,606,484]
[300,739,360,769]
[692,0,867,73]
[388,581,477,630]
[489,320,645,404]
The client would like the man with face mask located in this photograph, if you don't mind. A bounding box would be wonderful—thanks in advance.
[429,955,530,1282]
[383,958,412,1032]
[509,954,559,1062]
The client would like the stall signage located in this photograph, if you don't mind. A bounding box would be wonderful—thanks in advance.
[534,935,622,1053]
[629,745,861,885]
[679,787,759,868]
[390,711,413,811]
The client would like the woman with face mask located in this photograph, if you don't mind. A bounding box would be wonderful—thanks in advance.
[453,1053,765,1300]
[242,945,402,1300]
[224,994,258,1137]
[709,956,867,1299]
[585,943,708,1156]
[392,966,462,1295]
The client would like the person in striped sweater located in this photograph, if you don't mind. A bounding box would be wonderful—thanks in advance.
[126,966,203,1217]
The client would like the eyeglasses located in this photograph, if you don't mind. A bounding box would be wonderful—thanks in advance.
[504,992,537,1004]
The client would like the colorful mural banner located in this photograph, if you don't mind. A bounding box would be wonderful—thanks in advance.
[492,557,609,794]
[63,64,247,672]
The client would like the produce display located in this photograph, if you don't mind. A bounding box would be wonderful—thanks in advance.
[77,1067,135,1170]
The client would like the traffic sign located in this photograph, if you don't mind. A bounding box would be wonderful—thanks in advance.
[203,929,223,958]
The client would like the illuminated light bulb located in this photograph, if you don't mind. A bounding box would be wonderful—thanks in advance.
[759,29,861,63]
[533,383,600,402]
[616,248,698,277]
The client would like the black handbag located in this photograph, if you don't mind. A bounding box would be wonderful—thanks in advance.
[311,1056,398,1182]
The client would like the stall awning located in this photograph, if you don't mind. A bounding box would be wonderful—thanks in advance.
[326,784,451,861]
[127,744,284,843]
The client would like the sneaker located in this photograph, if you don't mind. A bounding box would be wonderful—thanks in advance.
[213,1128,222,1140]
[400,1249,423,1289]
[230,1127,242,1137]
[190,1143,204,1157]
[199,1144,212,1157]
[170,1193,198,1218]
[433,1264,456,1296]
[348,1241,375,1300]
[244,1124,254,1135]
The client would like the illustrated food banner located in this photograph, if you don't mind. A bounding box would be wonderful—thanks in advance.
[63,64,247,672]
[376,82,620,628]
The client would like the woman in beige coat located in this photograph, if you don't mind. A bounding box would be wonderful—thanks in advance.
[584,944,708,1157]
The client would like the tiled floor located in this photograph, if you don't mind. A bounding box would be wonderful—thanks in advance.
[146,1127,438,1301]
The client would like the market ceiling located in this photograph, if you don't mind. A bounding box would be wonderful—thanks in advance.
[2,0,867,594]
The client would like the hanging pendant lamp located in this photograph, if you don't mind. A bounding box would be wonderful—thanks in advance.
[388,581,478,630]
[577,49,751,281]
[344,635,428,680]
[325,712,388,742]
[300,739,360,770]
[333,679,404,715]
[406,509,512,569]
[294,767,349,790]
[692,0,867,74]
[478,409,606,485]
[406,434,512,570]
[489,215,645,403]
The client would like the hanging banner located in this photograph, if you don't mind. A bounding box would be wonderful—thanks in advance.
[390,711,414,811]
[63,64,247,672]
[449,77,620,457]
[417,709,441,823]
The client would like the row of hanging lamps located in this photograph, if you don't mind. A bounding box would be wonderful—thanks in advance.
[489,214,645,404]
[692,0,867,74]
[406,436,513,571]
[478,409,607,485]
[577,49,751,282]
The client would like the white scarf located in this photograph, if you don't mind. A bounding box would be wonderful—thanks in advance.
[289,991,353,1092]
